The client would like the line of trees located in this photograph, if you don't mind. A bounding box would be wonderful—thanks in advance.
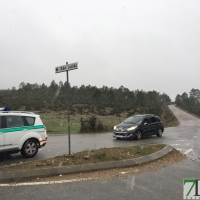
[175,89,200,116]
[0,81,171,116]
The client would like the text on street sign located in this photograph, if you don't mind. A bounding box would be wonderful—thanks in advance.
[55,62,78,73]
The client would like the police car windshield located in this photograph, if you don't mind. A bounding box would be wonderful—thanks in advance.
[123,116,144,124]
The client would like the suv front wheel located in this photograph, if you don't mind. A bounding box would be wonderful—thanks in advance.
[136,130,143,140]
[21,139,39,158]
[156,128,163,137]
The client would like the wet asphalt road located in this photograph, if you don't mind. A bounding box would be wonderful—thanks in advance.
[0,105,200,200]
[1,105,200,166]
[1,159,199,200]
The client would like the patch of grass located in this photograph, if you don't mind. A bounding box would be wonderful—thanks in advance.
[95,153,107,162]
[38,111,82,134]
[37,111,126,134]
[37,106,178,134]
[0,144,166,172]
[161,106,179,127]
[175,105,200,120]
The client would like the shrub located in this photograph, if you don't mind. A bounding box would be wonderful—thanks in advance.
[80,115,110,133]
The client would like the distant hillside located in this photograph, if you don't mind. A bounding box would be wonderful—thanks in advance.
[0,81,171,116]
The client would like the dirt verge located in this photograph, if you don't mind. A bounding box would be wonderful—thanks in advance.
[0,144,166,172]
[1,148,186,184]
[37,149,187,182]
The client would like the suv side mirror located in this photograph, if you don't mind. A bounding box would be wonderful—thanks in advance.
[144,122,148,126]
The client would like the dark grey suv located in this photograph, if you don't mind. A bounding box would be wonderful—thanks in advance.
[113,114,164,140]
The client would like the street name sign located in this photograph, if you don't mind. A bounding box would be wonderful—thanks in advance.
[68,62,78,71]
[55,62,78,73]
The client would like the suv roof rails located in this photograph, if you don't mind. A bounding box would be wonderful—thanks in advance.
[0,111,35,114]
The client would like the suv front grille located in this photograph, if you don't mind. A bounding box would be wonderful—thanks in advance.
[115,133,126,136]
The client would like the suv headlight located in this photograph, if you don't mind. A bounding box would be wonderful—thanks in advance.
[127,126,137,131]
[113,126,116,130]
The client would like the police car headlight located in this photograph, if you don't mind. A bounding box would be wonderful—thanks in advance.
[127,126,137,131]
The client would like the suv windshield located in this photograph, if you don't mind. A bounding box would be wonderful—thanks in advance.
[123,116,144,124]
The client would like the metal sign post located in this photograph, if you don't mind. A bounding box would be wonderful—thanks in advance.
[55,62,78,155]
[66,63,71,155]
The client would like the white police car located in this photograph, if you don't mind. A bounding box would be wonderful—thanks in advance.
[0,109,47,158]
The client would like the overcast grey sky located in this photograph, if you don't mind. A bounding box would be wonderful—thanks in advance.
[0,0,200,100]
